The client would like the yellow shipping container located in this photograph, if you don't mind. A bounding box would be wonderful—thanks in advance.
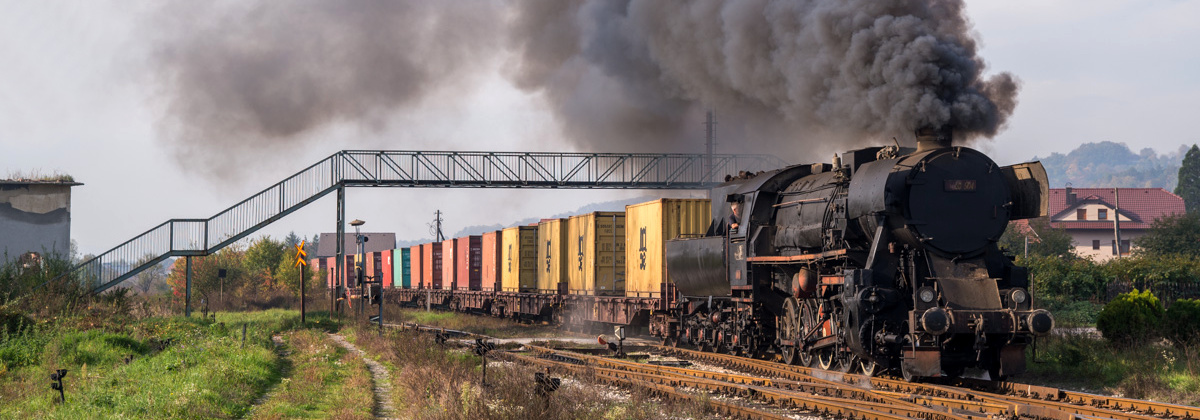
[537,219,568,293]
[567,212,626,296]
[500,226,538,292]
[625,199,711,297]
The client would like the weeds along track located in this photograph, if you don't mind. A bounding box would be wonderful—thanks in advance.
[650,345,1199,420]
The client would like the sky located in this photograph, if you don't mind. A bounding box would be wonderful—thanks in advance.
[2,0,1199,256]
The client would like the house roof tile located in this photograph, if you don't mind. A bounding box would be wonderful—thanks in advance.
[1047,188,1184,229]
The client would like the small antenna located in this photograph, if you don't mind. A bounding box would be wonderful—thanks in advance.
[892,137,901,148]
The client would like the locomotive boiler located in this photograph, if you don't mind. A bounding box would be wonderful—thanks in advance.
[663,129,1054,380]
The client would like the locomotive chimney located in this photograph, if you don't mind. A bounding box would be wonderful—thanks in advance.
[915,127,952,152]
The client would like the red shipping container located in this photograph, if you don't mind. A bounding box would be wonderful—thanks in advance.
[410,244,423,288]
[381,250,394,289]
[480,231,501,291]
[442,239,457,290]
[423,242,443,289]
[456,235,482,291]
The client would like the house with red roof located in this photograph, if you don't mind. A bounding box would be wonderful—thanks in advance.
[1048,187,1185,260]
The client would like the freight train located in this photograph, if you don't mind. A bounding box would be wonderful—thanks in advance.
[314,130,1054,381]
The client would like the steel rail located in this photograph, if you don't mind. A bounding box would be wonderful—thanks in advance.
[653,345,1188,420]
[498,351,793,420]
[525,345,977,420]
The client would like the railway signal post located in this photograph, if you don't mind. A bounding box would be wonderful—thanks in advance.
[294,240,307,324]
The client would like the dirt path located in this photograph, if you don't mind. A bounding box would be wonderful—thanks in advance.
[329,333,397,419]
[244,335,291,418]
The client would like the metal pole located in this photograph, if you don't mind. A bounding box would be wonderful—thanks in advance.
[185,256,192,317]
[336,185,345,316]
[300,260,306,324]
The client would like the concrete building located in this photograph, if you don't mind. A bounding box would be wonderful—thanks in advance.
[0,179,83,262]
[1048,187,1185,261]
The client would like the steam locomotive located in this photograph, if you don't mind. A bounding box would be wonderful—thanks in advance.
[661,129,1054,380]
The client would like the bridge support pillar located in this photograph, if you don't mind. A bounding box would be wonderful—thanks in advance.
[185,256,192,317]
[335,184,345,316]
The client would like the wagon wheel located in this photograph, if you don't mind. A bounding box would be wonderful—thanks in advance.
[798,300,818,367]
[781,298,800,340]
[780,346,799,365]
[816,349,836,370]
[859,358,879,377]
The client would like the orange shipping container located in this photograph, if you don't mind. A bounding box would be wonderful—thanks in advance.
[422,242,443,289]
[625,199,711,297]
[410,244,423,288]
[455,236,482,290]
[442,239,457,290]
[481,231,501,291]
[566,211,626,296]
[501,226,538,292]
[537,219,568,294]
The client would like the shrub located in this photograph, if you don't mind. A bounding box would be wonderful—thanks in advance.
[1096,289,1164,346]
[1164,299,1200,346]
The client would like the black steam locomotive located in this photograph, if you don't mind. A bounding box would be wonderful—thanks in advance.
[663,129,1054,380]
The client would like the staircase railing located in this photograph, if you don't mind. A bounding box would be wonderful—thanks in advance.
[52,150,787,294]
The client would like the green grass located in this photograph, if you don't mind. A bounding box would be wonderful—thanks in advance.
[246,329,372,419]
[0,309,346,419]
[1024,333,1200,405]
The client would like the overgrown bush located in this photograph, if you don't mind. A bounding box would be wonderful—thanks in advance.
[1096,289,1164,345]
[1164,298,1200,347]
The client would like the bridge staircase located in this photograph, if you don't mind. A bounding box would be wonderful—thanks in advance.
[51,150,787,295]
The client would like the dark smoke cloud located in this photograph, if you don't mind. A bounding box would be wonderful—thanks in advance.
[506,0,1019,153]
[150,0,1018,179]
[149,1,502,180]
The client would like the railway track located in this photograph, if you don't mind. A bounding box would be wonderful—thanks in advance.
[649,345,1198,420]
[389,319,1198,419]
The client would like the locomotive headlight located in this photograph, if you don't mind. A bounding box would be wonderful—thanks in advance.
[918,286,936,304]
[1010,288,1028,305]
[920,307,951,336]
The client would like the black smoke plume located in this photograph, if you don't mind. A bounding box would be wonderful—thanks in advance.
[148,1,502,179]
[506,0,1019,153]
[149,0,1018,179]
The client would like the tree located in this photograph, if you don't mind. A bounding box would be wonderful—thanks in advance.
[1134,212,1200,258]
[305,234,320,258]
[165,246,247,305]
[282,231,302,250]
[1176,144,1200,212]
[132,254,168,295]
[998,217,1075,259]
[245,236,286,278]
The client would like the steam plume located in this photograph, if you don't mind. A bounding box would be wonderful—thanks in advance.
[506,0,1019,152]
[149,1,502,179]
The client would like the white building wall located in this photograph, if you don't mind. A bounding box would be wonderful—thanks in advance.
[1069,229,1140,261]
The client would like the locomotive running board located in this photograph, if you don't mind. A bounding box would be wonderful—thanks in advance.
[746,249,846,263]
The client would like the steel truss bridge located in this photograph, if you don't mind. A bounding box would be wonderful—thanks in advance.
[53,150,788,309]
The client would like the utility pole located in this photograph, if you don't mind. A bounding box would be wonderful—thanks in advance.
[705,110,716,184]
[432,210,445,242]
[1114,187,1122,258]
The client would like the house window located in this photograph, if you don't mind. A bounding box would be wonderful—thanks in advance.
[1112,240,1117,255]
[1092,240,1100,250]
[1121,240,1130,254]
[1098,209,1108,220]
[1077,209,1087,220]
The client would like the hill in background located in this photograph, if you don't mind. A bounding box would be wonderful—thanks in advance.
[1034,141,1188,190]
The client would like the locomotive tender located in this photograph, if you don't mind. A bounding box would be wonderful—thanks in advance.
[662,129,1054,380]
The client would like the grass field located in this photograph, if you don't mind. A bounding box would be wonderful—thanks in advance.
[1024,332,1200,406]
[0,309,353,419]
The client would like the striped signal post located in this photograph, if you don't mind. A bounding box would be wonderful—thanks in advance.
[294,240,308,324]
